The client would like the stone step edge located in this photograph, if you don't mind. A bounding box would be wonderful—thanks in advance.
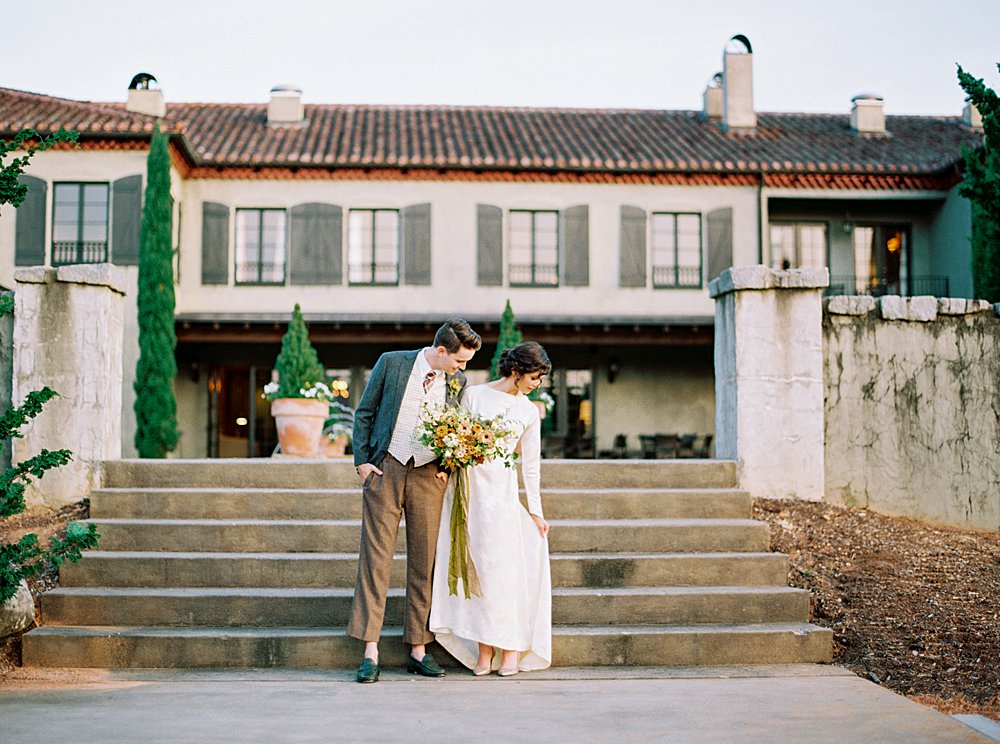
[45,585,810,598]
[25,622,831,637]
[71,550,785,560]
[92,487,750,495]
[83,518,766,527]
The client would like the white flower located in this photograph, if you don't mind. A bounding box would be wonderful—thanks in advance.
[263,382,280,395]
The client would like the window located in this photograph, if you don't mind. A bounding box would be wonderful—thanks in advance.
[509,210,558,287]
[769,222,827,270]
[348,209,399,285]
[852,225,908,295]
[235,209,286,284]
[651,212,701,288]
[52,182,109,265]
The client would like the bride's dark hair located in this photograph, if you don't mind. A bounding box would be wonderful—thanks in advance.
[498,341,552,378]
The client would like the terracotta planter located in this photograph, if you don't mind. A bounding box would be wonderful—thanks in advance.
[320,434,350,458]
[271,398,327,457]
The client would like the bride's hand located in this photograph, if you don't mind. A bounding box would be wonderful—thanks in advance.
[531,514,549,538]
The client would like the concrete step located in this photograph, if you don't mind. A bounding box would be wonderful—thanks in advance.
[89,487,752,521]
[101,459,738,491]
[87,518,770,554]
[40,586,810,627]
[22,623,833,668]
[61,551,789,589]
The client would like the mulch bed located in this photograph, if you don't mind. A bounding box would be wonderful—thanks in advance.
[3,498,998,720]
[754,498,1000,719]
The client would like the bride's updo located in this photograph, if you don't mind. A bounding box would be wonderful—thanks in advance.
[498,341,552,378]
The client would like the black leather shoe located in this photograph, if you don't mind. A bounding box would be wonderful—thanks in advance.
[407,654,446,677]
[356,657,380,683]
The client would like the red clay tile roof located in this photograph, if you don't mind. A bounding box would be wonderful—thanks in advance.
[0,86,982,178]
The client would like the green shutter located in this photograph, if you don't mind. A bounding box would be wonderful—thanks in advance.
[289,203,343,285]
[201,202,230,285]
[706,207,733,282]
[619,205,647,287]
[477,204,503,286]
[112,174,143,265]
[402,202,432,285]
[14,175,46,266]
[562,205,589,287]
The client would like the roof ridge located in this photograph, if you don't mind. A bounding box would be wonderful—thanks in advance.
[0,85,155,123]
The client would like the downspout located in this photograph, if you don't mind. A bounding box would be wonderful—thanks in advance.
[757,170,766,264]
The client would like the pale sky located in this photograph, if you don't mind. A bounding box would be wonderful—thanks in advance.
[6,0,1000,116]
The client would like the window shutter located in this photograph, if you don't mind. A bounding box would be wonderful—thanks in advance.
[289,203,342,285]
[401,202,432,286]
[14,175,46,266]
[477,204,503,286]
[619,205,647,287]
[706,207,733,282]
[112,174,143,265]
[201,202,230,285]
[562,205,589,287]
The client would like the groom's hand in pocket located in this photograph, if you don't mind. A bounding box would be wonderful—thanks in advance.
[357,463,382,483]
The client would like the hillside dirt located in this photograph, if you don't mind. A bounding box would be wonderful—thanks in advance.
[754,498,1000,719]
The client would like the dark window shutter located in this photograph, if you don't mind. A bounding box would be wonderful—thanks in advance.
[289,203,343,285]
[201,202,230,285]
[477,204,503,286]
[562,205,589,287]
[14,175,47,266]
[706,207,733,282]
[401,202,431,286]
[619,205,647,287]
[112,174,143,265]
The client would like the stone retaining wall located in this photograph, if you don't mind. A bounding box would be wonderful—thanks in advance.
[824,296,1000,531]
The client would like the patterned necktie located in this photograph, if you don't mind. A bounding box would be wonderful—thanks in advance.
[422,370,436,393]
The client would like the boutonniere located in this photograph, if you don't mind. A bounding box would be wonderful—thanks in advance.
[448,377,462,397]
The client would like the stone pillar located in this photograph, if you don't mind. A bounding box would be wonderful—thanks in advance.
[709,266,828,501]
[13,265,127,509]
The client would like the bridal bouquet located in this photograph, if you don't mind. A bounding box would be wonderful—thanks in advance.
[417,401,518,598]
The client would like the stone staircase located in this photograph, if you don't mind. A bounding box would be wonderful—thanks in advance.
[22,459,832,668]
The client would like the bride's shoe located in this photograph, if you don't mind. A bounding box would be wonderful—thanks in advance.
[497,666,519,677]
[473,664,491,676]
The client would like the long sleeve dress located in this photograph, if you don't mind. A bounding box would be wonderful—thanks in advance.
[428,384,552,671]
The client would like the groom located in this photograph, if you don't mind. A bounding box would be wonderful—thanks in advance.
[349,318,482,683]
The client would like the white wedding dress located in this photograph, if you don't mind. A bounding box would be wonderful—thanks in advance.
[429,384,552,671]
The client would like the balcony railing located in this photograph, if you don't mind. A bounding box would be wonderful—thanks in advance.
[52,241,108,266]
[509,264,558,287]
[826,275,950,298]
[653,265,702,288]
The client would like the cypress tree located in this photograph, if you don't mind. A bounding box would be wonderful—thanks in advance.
[491,300,523,380]
[133,125,179,457]
[957,64,1000,301]
[274,304,325,397]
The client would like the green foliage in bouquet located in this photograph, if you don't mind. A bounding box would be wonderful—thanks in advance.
[272,304,326,399]
[134,124,179,458]
[957,63,1000,302]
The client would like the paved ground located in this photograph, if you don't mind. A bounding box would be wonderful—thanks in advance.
[0,665,995,743]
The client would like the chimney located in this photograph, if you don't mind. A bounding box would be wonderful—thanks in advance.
[125,72,165,118]
[703,72,723,120]
[268,85,304,126]
[962,102,983,130]
[851,93,885,134]
[722,34,756,132]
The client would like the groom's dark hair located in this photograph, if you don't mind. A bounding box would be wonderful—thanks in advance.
[434,318,481,353]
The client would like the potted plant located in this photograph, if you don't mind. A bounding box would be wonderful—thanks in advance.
[264,304,330,457]
[319,399,355,458]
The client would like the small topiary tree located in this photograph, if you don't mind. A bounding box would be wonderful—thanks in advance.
[272,304,325,398]
[134,124,179,458]
[490,300,523,380]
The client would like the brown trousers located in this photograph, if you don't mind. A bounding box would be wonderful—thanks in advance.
[348,455,447,645]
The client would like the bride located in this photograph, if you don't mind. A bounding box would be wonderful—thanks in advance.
[429,341,552,676]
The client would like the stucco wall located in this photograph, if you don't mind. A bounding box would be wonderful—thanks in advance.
[824,296,1000,531]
